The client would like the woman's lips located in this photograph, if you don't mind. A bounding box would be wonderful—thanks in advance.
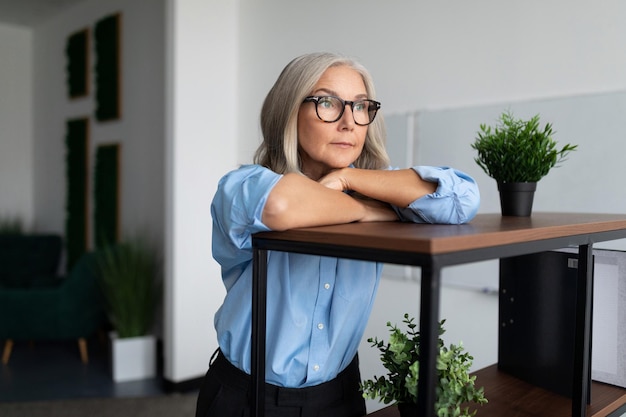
[331,141,354,148]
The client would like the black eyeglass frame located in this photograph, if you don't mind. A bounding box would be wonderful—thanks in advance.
[303,95,381,126]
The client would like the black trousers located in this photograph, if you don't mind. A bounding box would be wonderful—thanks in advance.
[195,350,366,417]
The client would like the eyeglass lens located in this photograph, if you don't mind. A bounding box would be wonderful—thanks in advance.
[311,96,379,125]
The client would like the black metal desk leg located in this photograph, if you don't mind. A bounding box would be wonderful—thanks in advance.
[572,244,593,417]
[251,248,268,417]
[417,264,442,417]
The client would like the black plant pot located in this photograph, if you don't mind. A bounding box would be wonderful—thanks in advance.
[497,182,537,217]
[397,402,419,417]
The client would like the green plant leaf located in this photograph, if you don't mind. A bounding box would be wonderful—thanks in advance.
[361,314,488,416]
[96,236,161,338]
[470,110,577,183]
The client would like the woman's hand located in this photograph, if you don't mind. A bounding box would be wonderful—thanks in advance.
[318,168,350,192]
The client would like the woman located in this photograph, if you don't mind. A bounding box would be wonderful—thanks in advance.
[196,52,480,417]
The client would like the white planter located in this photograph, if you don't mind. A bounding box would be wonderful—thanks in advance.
[109,332,157,382]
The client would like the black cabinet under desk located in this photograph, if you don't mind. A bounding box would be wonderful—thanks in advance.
[499,251,585,398]
[500,249,626,400]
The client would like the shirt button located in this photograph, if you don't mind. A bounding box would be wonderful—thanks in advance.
[313,364,320,372]
[324,283,330,290]
[317,323,324,330]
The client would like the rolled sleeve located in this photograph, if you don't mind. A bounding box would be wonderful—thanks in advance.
[211,165,282,273]
[394,166,480,224]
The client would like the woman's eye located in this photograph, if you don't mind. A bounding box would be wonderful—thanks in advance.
[319,97,335,109]
[354,101,367,112]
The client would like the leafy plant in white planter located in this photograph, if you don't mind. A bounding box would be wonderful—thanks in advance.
[97,237,161,382]
[361,314,487,417]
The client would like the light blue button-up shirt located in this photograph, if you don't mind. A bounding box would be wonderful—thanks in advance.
[211,164,479,387]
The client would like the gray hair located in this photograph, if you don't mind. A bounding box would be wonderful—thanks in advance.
[254,52,389,174]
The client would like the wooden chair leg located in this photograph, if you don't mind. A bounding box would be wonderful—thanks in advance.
[78,338,88,364]
[2,339,13,365]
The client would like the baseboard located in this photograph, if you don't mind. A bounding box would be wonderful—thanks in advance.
[161,376,203,393]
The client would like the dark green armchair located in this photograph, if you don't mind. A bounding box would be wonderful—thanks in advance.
[0,234,62,289]
[0,251,106,364]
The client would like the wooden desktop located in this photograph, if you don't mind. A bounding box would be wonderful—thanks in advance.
[251,213,626,417]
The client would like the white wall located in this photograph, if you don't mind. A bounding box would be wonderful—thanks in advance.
[237,1,626,163]
[0,23,33,229]
[164,0,236,382]
[31,0,166,245]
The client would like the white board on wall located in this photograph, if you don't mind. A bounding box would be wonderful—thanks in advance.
[384,90,626,290]
[414,90,626,224]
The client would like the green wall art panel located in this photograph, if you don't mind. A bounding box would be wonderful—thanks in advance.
[65,118,89,270]
[94,13,121,121]
[65,28,89,98]
[94,143,120,248]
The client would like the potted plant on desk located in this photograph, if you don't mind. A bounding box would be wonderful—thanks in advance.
[471,110,577,216]
[361,314,487,417]
[96,237,161,382]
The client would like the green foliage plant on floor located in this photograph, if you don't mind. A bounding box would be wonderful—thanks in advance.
[361,314,488,417]
[471,110,577,183]
[96,237,161,339]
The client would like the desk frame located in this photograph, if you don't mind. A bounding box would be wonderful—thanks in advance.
[250,213,626,417]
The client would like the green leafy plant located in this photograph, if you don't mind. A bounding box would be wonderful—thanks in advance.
[361,314,487,417]
[96,237,161,338]
[471,111,577,183]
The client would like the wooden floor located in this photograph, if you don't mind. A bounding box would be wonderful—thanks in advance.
[367,365,626,417]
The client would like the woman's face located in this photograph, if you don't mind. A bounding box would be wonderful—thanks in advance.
[297,65,369,180]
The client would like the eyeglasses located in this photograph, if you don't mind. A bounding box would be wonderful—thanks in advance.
[303,95,381,126]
